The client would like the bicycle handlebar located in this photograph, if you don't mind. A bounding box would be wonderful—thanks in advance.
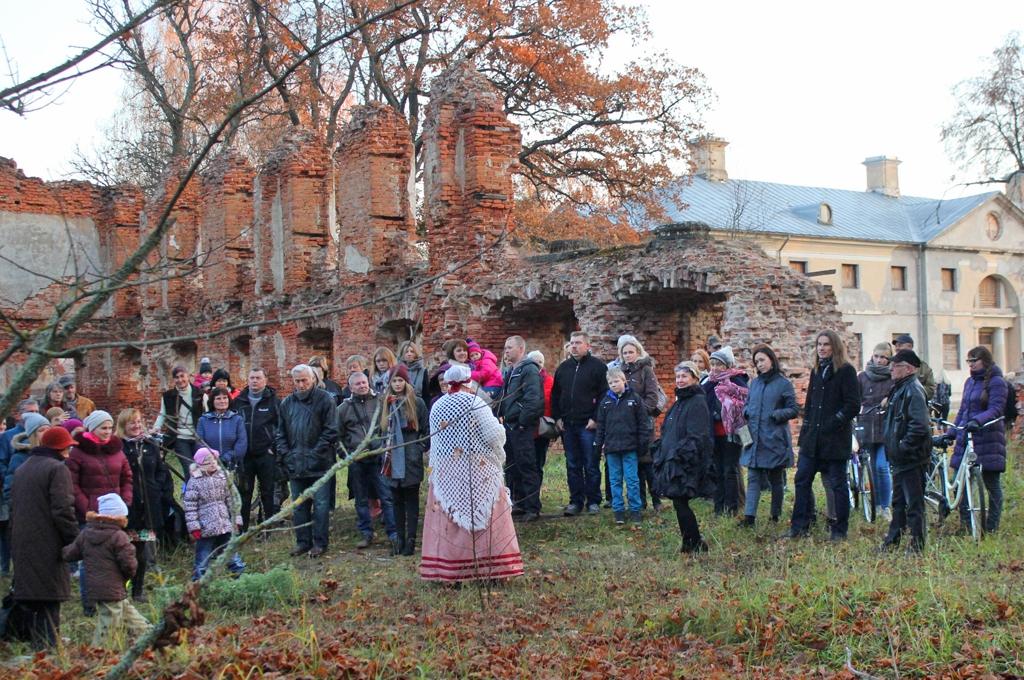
[931,416,1004,431]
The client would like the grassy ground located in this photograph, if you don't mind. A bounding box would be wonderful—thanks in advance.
[3,445,1023,678]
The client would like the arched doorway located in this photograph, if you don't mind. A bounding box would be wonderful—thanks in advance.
[974,275,1021,370]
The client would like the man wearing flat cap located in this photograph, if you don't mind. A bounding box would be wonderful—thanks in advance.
[58,375,96,420]
[892,335,936,401]
[879,349,931,553]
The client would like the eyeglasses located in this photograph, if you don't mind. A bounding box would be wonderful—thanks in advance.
[965,357,981,364]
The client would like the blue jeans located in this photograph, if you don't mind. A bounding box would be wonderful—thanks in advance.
[289,477,334,550]
[790,455,849,536]
[351,460,396,539]
[562,424,600,507]
[868,444,892,509]
[193,532,245,580]
[606,451,641,513]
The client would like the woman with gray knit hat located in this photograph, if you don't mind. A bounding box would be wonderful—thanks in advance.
[67,410,133,616]
[3,413,52,509]
[702,346,749,517]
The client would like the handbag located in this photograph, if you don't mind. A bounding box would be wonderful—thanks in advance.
[537,416,560,440]
[0,585,27,642]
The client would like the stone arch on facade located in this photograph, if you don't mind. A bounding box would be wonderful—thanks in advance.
[488,291,578,372]
[973,274,1021,371]
[610,283,728,389]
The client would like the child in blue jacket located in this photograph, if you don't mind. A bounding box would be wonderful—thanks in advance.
[595,368,652,524]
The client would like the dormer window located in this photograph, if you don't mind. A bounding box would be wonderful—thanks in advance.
[817,202,833,225]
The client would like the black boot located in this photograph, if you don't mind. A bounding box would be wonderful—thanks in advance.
[401,537,416,556]
[737,515,755,528]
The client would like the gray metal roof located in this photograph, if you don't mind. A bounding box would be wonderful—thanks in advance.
[661,176,998,243]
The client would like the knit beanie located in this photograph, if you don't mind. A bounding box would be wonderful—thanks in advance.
[22,413,50,439]
[194,447,220,466]
[83,410,113,433]
[389,363,411,383]
[710,345,736,368]
[62,418,83,433]
[466,340,483,355]
[199,357,213,375]
[97,493,129,517]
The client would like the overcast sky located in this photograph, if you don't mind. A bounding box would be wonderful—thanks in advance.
[1,1,1022,199]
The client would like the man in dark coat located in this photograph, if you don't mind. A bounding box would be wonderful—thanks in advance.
[786,331,861,541]
[499,335,544,520]
[336,371,397,551]
[276,364,339,558]
[10,427,79,648]
[551,331,608,515]
[880,350,931,553]
[232,368,281,531]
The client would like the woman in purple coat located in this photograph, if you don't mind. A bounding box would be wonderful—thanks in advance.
[949,346,1008,532]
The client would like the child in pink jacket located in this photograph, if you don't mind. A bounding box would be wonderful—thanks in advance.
[467,340,504,399]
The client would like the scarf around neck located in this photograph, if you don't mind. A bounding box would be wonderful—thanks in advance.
[386,398,408,480]
[865,360,891,381]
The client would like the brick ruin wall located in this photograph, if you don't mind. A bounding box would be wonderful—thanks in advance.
[0,61,857,418]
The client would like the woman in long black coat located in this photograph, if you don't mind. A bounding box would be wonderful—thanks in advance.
[654,361,715,553]
[786,330,861,541]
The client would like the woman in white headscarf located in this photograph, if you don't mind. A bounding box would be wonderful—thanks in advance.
[419,364,523,583]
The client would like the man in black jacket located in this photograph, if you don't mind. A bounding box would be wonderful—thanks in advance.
[499,335,544,520]
[232,368,281,531]
[880,350,931,553]
[336,371,397,551]
[276,364,339,558]
[551,331,608,515]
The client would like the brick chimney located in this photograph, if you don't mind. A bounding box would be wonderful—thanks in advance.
[1007,171,1024,213]
[863,156,901,197]
[688,137,728,182]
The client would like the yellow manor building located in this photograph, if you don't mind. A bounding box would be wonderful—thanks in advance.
[670,139,1024,395]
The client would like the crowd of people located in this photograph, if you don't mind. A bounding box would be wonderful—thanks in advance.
[0,329,1015,649]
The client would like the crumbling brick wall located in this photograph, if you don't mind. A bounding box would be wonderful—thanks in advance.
[0,61,851,420]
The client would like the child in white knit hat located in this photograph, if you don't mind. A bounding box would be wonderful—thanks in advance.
[63,492,150,648]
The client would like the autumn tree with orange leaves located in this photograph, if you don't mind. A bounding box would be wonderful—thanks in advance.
[79,0,710,247]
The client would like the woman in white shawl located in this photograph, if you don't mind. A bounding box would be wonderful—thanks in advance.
[419,364,524,583]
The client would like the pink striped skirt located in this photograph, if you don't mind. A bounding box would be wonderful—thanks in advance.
[419,485,524,582]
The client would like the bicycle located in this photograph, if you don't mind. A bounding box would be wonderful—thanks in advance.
[925,416,1003,541]
[848,431,876,523]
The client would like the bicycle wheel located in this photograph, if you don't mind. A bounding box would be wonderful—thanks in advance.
[847,459,859,511]
[965,466,987,541]
[861,455,875,523]
[923,459,949,529]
